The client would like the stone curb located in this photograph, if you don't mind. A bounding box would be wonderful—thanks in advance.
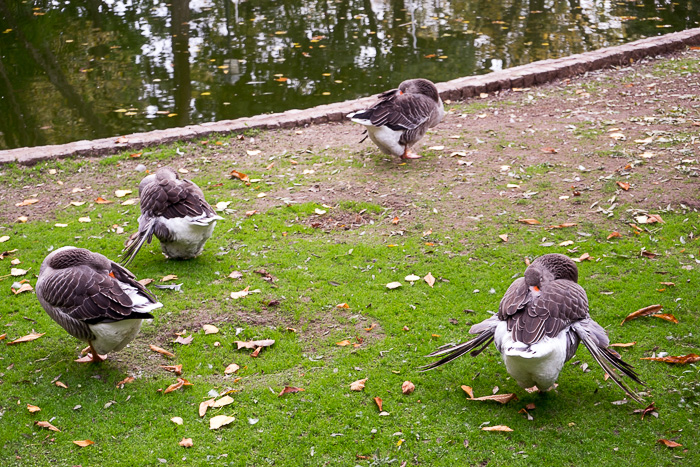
[2,28,700,165]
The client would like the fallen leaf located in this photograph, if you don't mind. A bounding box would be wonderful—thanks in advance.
[616,181,630,191]
[212,395,234,407]
[27,404,41,413]
[336,340,352,346]
[386,281,402,289]
[179,437,193,448]
[652,313,678,324]
[10,268,27,276]
[227,271,243,280]
[78,217,91,223]
[350,378,367,391]
[607,231,622,239]
[160,364,183,375]
[230,287,250,299]
[365,323,377,332]
[15,198,39,207]
[374,397,383,411]
[498,234,508,242]
[11,283,33,294]
[215,201,231,211]
[636,402,658,420]
[609,132,626,141]
[171,416,184,425]
[549,223,578,229]
[621,304,663,325]
[609,342,636,348]
[202,324,219,334]
[199,399,215,417]
[55,381,67,388]
[7,332,44,345]
[0,236,10,242]
[137,278,154,286]
[17,216,28,223]
[278,386,305,396]
[641,250,659,259]
[73,440,94,447]
[114,189,132,198]
[518,218,540,225]
[424,272,436,288]
[572,252,592,262]
[116,376,135,387]
[209,414,235,430]
[641,354,700,364]
[36,421,60,432]
[245,210,258,216]
[229,170,250,184]
[161,274,178,282]
[174,335,194,345]
[224,363,240,374]
[481,425,513,432]
[657,439,682,448]
[247,150,262,156]
[149,344,175,357]
[391,216,400,224]
[540,147,558,154]
[470,393,518,404]
[234,339,274,350]
[164,379,185,394]
[461,385,474,399]
[95,197,113,204]
[401,381,415,394]
[336,303,350,309]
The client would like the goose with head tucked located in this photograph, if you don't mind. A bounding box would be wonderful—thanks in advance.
[36,246,162,363]
[122,167,223,265]
[421,254,646,402]
[347,78,445,160]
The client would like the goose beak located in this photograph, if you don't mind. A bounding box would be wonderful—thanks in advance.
[531,286,540,292]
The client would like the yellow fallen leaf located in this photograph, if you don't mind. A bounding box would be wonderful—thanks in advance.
[149,344,175,357]
[209,415,235,430]
[27,404,41,413]
[0,235,9,242]
[199,399,215,417]
[78,217,91,223]
[171,416,184,425]
[336,303,350,309]
[482,425,513,432]
[203,324,219,334]
[15,198,39,207]
[36,420,60,432]
[115,189,132,198]
[73,440,94,447]
[212,395,234,407]
[336,340,352,346]
[224,363,240,374]
[461,385,475,399]
[350,378,367,391]
[7,332,45,345]
[161,274,178,282]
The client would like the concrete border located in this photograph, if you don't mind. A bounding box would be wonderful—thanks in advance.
[2,28,700,165]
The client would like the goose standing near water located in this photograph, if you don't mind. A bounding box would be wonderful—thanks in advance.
[36,246,162,363]
[348,78,445,160]
[122,167,223,265]
[421,254,645,402]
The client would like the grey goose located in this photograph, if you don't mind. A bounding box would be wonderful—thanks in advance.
[421,254,645,402]
[348,78,445,160]
[36,246,162,363]
[122,167,223,265]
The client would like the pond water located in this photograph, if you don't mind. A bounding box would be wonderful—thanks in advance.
[1,0,698,149]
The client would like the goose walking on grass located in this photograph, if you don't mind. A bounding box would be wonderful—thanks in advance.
[36,247,162,363]
[347,78,445,160]
[421,254,645,402]
[122,167,223,265]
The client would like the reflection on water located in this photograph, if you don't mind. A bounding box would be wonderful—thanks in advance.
[0,0,698,149]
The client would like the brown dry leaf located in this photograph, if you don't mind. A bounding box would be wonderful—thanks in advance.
[657,439,682,448]
[174,335,194,345]
[365,323,377,332]
[27,404,41,413]
[116,376,135,387]
[482,425,513,432]
[525,403,536,410]
[540,147,558,154]
[55,381,68,388]
[470,393,518,404]
[424,272,436,288]
[350,378,367,391]
[549,223,578,229]
[209,414,235,430]
[230,287,250,299]
[637,402,658,420]
[250,346,262,358]
[235,339,275,350]
[171,416,184,425]
[95,197,113,204]
[518,218,540,225]
[374,397,383,411]
[278,386,305,397]
[336,340,352,347]
[164,379,185,394]
[652,313,679,324]
[36,421,60,432]
[202,324,219,334]
[616,181,630,191]
[212,395,234,408]
[230,170,251,185]
[461,385,474,399]
[498,234,508,242]
[609,342,636,348]
[641,354,700,364]
[336,303,350,309]
[0,333,5,341]
[647,214,665,224]
[7,332,45,345]
[179,437,194,448]
[224,363,240,374]
[161,274,178,282]
[11,283,33,294]
[137,278,154,286]
[15,198,39,207]
[199,398,215,417]
[620,304,663,325]
[401,381,415,395]
[641,250,659,259]
[245,210,258,217]
[160,364,183,376]
[149,344,175,357]
[607,231,622,239]
[73,440,95,447]
[659,282,675,287]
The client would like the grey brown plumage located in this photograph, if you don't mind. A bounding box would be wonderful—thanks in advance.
[36,246,162,362]
[348,79,445,159]
[122,167,223,264]
[421,254,645,402]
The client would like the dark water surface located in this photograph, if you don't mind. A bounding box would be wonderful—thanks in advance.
[1,0,698,149]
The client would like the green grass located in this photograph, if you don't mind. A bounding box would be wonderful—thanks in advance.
[1,174,698,466]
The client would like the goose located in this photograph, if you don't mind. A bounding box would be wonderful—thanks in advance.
[347,78,445,159]
[421,254,645,402]
[36,246,162,363]
[122,167,223,265]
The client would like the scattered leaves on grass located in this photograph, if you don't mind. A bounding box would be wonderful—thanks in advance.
[657,439,682,448]
[11,283,33,294]
[374,397,383,411]
[212,395,234,407]
[518,218,540,225]
[36,421,60,432]
[179,437,193,448]
[116,376,135,387]
[235,339,274,350]
[386,281,402,289]
[351,378,367,391]
[202,324,219,334]
[73,440,94,447]
[7,332,44,345]
[174,335,194,345]
[149,344,175,358]
[209,415,235,430]
[549,222,577,229]
[279,386,305,396]
[224,363,240,374]
[199,399,215,417]
[27,404,41,413]
[482,425,513,432]
[401,381,415,394]
[171,416,184,425]
[620,304,663,325]
[424,272,436,288]
[161,364,183,375]
[641,354,699,364]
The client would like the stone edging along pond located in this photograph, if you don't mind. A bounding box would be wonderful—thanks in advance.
[2,27,700,166]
